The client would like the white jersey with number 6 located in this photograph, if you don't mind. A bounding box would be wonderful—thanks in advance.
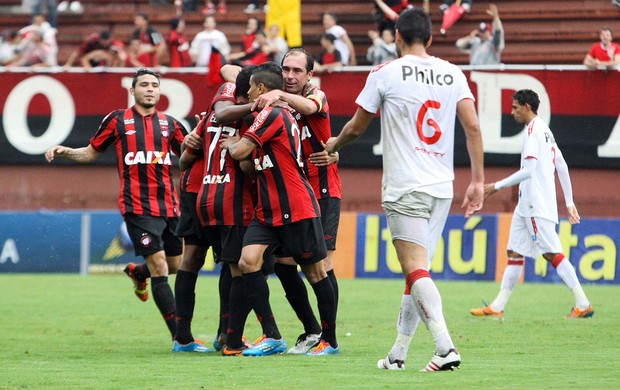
[516,117,561,223]
[355,55,474,202]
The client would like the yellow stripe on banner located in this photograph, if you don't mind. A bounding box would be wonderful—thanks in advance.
[495,213,523,283]
[333,211,357,279]
[364,214,380,273]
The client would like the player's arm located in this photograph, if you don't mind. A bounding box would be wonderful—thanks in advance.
[456,98,485,217]
[221,135,256,161]
[179,148,198,171]
[325,107,374,154]
[45,144,101,164]
[214,99,253,125]
[341,33,357,66]
[554,147,580,224]
[220,64,242,83]
[252,89,318,115]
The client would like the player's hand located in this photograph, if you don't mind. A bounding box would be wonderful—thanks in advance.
[183,130,202,150]
[462,181,484,218]
[219,133,240,151]
[251,89,281,112]
[483,183,497,199]
[567,205,581,225]
[308,142,339,167]
[45,145,68,162]
[324,137,339,154]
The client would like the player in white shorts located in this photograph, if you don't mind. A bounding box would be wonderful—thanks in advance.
[326,8,485,372]
[471,89,593,319]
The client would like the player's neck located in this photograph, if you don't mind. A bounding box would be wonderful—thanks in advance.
[134,105,156,117]
[400,44,429,58]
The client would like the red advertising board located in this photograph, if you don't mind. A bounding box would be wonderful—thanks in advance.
[1,67,619,168]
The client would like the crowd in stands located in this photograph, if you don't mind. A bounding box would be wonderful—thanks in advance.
[1,0,618,72]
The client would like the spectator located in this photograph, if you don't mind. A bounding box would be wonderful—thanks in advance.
[0,30,21,66]
[242,17,260,52]
[32,0,57,28]
[583,27,620,70]
[124,38,147,68]
[189,15,230,68]
[19,13,57,66]
[314,33,342,72]
[6,29,53,69]
[57,1,83,14]
[366,28,397,65]
[227,30,272,66]
[202,0,226,15]
[440,0,472,13]
[266,24,288,65]
[244,0,266,14]
[372,0,413,32]
[63,31,124,70]
[131,13,165,67]
[165,17,192,67]
[322,12,356,66]
[455,3,504,65]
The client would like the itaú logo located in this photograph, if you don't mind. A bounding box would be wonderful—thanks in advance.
[124,151,172,165]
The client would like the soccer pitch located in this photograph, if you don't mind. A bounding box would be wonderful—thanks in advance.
[1,275,618,389]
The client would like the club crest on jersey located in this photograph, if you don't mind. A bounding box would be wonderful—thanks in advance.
[254,155,274,171]
[159,119,170,135]
[203,174,231,184]
[124,151,172,165]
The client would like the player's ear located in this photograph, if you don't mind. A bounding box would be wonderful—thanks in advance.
[426,35,433,49]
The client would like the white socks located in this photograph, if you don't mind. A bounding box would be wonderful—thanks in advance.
[555,258,590,309]
[490,260,524,312]
[410,276,454,355]
[388,294,420,362]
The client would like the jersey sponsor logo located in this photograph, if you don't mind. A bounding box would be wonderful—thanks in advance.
[222,82,236,98]
[202,173,231,184]
[254,155,274,171]
[124,119,135,125]
[544,131,556,144]
[249,110,270,133]
[125,130,136,136]
[124,151,172,165]
[402,65,454,86]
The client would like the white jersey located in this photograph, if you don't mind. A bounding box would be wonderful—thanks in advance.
[515,117,560,223]
[355,55,474,202]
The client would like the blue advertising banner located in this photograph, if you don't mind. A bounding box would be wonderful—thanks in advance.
[354,213,498,281]
[524,219,619,285]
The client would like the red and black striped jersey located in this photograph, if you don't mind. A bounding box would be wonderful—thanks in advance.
[296,88,342,200]
[244,106,320,226]
[196,112,255,227]
[90,106,187,217]
[196,82,255,227]
[180,82,237,194]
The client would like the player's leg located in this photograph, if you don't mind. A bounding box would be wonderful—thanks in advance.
[472,214,529,316]
[535,218,593,318]
[320,197,341,317]
[274,255,322,353]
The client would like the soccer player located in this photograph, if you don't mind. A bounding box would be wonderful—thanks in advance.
[181,66,260,356]
[221,66,338,357]
[251,48,342,355]
[45,68,190,341]
[470,89,594,319]
[325,8,484,371]
[171,113,217,353]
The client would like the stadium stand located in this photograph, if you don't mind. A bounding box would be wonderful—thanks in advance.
[0,0,618,66]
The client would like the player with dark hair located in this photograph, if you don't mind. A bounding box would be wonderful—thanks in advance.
[221,65,338,357]
[326,8,484,371]
[471,89,593,319]
[45,68,191,342]
[250,48,341,355]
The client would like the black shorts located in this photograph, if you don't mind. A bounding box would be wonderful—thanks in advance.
[124,213,183,258]
[176,190,209,246]
[199,225,222,261]
[319,197,340,251]
[219,225,246,264]
[243,217,327,265]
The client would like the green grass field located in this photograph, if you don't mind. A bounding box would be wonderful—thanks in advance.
[1,274,618,389]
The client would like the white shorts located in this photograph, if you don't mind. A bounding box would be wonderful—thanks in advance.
[383,191,451,264]
[507,214,562,258]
